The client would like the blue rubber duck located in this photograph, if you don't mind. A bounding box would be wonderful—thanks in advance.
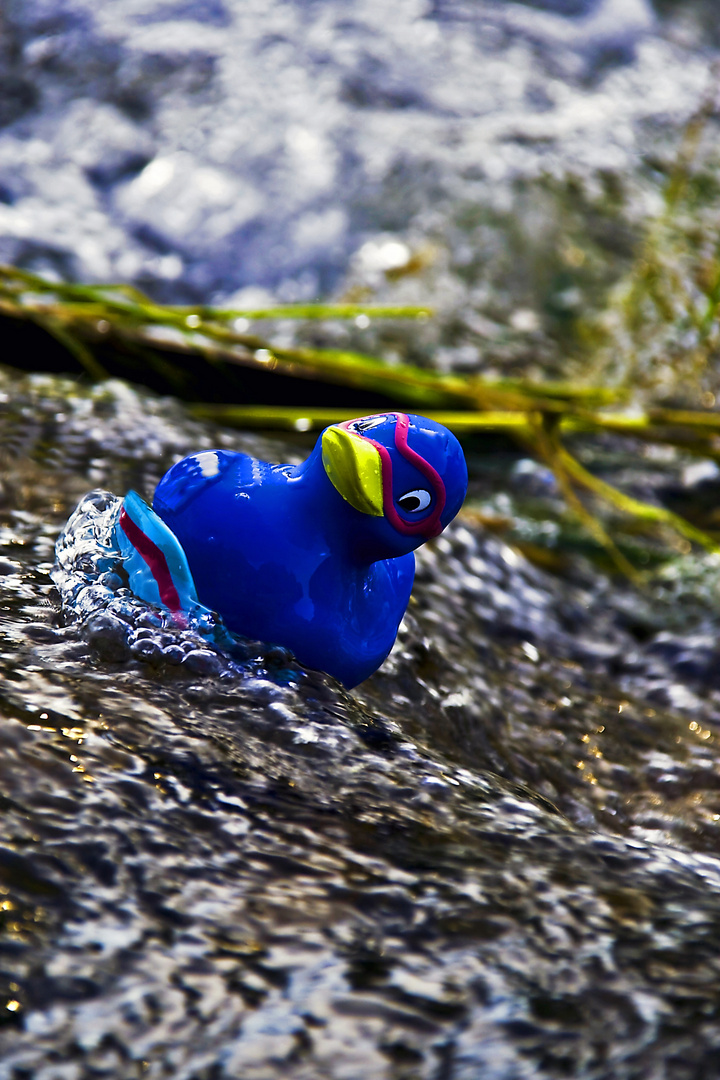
[115,412,467,687]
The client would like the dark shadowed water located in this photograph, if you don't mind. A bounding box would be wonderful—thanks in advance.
[2,371,720,1077]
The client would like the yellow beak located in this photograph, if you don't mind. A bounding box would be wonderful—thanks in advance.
[321,427,384,516]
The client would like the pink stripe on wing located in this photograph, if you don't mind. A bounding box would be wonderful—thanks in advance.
[119,508,183,612]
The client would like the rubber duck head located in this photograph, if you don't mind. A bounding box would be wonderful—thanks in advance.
[300,412,468,562]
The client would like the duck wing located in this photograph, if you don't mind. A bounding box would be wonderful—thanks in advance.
[114,490,202,617]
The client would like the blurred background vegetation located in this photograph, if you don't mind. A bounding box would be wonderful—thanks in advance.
[4,97,720,584]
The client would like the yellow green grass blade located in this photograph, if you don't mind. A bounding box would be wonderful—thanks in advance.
[3,257,720,578]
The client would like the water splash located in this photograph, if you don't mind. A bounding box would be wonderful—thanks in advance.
[51,489,267,675]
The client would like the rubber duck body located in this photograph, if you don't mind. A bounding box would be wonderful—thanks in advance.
[132,413,467,687]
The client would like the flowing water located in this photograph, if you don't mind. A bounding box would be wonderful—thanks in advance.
[2,370,720,1077]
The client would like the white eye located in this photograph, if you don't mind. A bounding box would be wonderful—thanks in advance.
[397,488,431,513]
[350,415,386,433]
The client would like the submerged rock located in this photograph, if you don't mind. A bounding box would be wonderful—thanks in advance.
[3,370,720,1075]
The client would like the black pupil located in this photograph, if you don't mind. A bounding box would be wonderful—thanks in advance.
[400,495,421,511]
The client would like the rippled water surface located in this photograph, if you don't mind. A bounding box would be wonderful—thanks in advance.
[2,371,720,1077]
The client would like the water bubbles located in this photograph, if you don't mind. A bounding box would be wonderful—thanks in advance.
[50,486,294,685]
[129,636,163,665]
[85,613,131,662]
[182,649,222,675]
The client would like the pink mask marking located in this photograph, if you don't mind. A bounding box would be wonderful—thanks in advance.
[339,413,447,537]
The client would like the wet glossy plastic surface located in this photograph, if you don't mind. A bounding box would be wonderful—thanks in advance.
[153,413,468,686]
